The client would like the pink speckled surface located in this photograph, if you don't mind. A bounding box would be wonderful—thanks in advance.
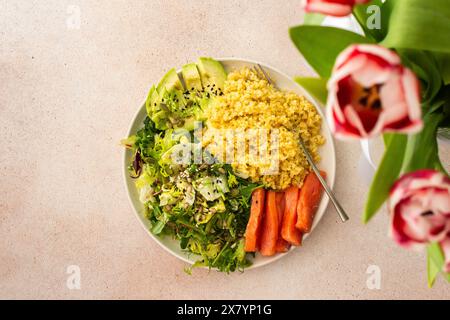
[1,0,449,299]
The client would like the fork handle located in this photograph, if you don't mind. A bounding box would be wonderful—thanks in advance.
[298,138,349,223]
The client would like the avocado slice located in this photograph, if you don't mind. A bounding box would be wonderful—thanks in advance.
[157,68,187,112]
[157,68,184,94]
[144,85,169,129]
[182,63,203,92]
[145,85,159,115]
[197,57,227,90]
[145,61,226,131]
[182,105,207,131]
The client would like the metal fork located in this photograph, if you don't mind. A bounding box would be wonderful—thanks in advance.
[254,64,349,223]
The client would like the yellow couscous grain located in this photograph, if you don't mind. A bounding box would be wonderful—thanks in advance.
[203,67,325,190]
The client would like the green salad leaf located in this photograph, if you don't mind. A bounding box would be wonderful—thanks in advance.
[126,114,256,272]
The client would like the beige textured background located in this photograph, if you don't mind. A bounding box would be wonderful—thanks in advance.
[1,0,449,299]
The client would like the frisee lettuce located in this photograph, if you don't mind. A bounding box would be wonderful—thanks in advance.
[125,116,258,272]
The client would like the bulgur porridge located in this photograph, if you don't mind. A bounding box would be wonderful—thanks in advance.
[203,67,325,190]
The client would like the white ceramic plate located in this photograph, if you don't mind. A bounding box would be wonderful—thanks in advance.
[123,58,336,270]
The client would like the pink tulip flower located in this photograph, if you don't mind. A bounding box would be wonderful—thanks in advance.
[389,170,450,272]
[303,0,370,17]
[326,44,423,139]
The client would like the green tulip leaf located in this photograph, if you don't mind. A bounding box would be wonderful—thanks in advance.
[402,111,445,174]
[382,133,394,146]
[294,77,328,105]
[289,25,373,78]
[434,52,450,85]
[363,134,407,223]
[428,85,450,116]
[382,0,450,53]
[303,12,326,26]
[353,0,388,42]
[427,243,445,287]
[427,251,441,288]
[397,49,443,105]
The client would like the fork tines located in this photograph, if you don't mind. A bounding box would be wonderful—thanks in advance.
[253,64,275,87]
